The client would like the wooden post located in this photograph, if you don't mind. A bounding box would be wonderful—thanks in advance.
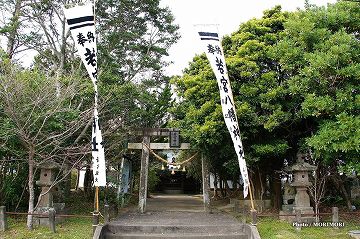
[201,154,211,213]
[139,135,150,213]
[0,206,7,232]
[48,208,56,233]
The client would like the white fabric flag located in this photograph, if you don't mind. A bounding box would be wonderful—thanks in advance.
[197,27,249,198]
[64,4,98,86]
[64,4,106,186]
[91,108,106,186]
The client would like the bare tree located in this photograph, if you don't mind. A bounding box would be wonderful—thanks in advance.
[0,61,92,229]
[308,161,327,222]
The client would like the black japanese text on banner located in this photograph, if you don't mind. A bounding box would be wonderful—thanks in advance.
[91,108,106,186]
[197,28,249,198]
[64,4,98,86]
[64,4,106,187]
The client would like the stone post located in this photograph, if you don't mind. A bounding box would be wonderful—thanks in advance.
[250,209,257,226]
[139,135,150,213]
[234,200,240,213]
[93,212,99,235]
[104,204,110,223]
[201,154,211,213]
[332,207,339,229]
[48,208,56,233]
[0,206,7,232]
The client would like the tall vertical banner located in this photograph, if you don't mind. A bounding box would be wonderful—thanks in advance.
[64,4,106,186]
[197,28,249,198]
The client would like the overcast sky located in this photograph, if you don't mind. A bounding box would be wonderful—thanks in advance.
[160,0,337,76]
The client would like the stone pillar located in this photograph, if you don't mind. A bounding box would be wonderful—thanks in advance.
[104,204,110,223]
[332,207,339,229]
[250,209,257,226]
[92,212,99,235]
[138,135,150,213]
[201,154,211,213]
[0,206,7,231]
[48,208,56,233]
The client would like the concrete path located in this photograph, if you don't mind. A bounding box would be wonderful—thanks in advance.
[146,194,204,212]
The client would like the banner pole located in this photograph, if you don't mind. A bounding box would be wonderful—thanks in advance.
[93,186,100,235]
[248,180,255,210]
[95,186,99,212]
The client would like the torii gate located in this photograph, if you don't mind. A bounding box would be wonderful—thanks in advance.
[127,128,210,213]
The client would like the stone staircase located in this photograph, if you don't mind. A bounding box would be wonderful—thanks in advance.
[103,224,248,239]
[95,211,259,239]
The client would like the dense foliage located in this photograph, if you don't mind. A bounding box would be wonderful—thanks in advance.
[170,1,359,203]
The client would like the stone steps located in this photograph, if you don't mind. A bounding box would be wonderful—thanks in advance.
[104,233,247,239]
[106,224,244,234]
[103,225,247,239]
[99,211,252,239]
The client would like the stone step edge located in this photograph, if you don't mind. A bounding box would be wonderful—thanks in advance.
[106,224,244,233]
[104,232,247,238]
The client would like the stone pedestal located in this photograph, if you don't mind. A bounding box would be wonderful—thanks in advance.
[292,186,314,215]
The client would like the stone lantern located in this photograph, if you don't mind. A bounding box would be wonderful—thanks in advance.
[36,162,57,208]
[280,153,316,221]
[290,153,317,217]
[35,162,65,225]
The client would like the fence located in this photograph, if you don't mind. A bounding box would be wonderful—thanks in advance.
[0,204,110,234]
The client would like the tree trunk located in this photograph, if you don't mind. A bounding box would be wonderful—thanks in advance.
[212,173,219,199]
[224,179,231,197]
[315,203,319,222]
[271,172,282,210]
[337,177,353,211]
[75,169,80,190]
[117,157,125,200]
[6,0,22,59]
[84,165,93,199]
[219,177,225,198]
[63,164,71,200]
[26,150,35,230]
[201,155,211,213]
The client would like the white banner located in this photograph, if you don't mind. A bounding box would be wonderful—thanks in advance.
[64,4,97,86]
[91,108,106,186]
[64,4,106,186]
[197,28,249,198]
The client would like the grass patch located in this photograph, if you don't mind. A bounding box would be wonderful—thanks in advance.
[257,217,358,239]
[0,217,93,239]
[0,191,98,239]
